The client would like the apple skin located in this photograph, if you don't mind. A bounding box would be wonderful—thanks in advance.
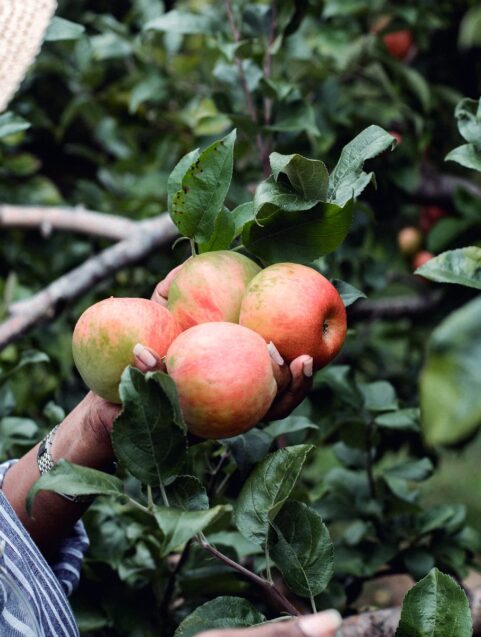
[413,250,434,271]
[168,250,261,332]
[239,263,347,371]
[420,205,448,233]
[165,322,277,439]
[72,297,180,403]
[383,30,413,59]
[398,226,423,257]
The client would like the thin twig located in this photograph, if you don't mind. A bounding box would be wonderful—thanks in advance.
[413,164,481,203]
[348,290,443,323]
[0,204,139,240]
[198,537,301,617]
[0,214,177,350]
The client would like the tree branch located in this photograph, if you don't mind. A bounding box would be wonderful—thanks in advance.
[413,165,481,203]
[348,290,443,322]
[0,204,139,241]
[0,214,177,350]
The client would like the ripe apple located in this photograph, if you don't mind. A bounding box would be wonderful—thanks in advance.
[419,205,448,233]
[389,130,402,145]
[165,322,277,439]
[72,297,179,402]
[398,226,423,257]
[413,250,434,272]
[239,263,347,371]
[383,30,413,60]
[168,250,261,331]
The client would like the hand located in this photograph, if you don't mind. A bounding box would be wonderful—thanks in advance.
[151,264,313,421]
[197,610,341,637]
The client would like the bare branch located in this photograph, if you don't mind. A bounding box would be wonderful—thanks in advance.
[0,214,177,350]
[414,165,481,203]
[0,204,139,241]
[348,290,443,322]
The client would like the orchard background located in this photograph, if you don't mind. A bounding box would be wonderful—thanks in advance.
[1,0,481,635]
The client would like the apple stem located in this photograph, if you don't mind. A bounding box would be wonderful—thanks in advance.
[189,238,197,257]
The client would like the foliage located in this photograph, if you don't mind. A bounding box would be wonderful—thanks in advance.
[2,0,481,635]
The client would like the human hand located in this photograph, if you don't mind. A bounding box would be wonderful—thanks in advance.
[197,610,342,637]
[151,263,313,421]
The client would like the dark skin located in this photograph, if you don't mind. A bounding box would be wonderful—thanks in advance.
[1,265,333,637]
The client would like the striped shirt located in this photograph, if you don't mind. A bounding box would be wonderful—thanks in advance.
[0,461,88,636]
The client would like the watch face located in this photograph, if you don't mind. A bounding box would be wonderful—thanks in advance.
[0,566,46,636]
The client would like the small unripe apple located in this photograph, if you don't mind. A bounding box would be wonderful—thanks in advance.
[73,298,179,402]
[165,322,277,439]
[168,250,261,332]
[389,130,402,145]
[419,205,448,234]
[398,226,423,257]
[383,30,413,60]
[413,250,434,271]
[239,263,347,371]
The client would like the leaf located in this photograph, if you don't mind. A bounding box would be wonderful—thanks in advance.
[232,202,256,237]
[223,428,273,479]
[167,148,200,210]
[174,597,265,637]
[375,409,420,432]
[263,416,318,439]
[112,367,186,485]
[270,152,329,201]
[331,280,367,307]
[171,130,236,242]
[415,247,481,289]
[44,17,85,41]
[145,10,217,35]
[253,178,320,216]
[242,200,354,265]
[197,207,236,253]
[421,295,481,446]
[27,460,124,513]
[459,6,481,48]
[384,458,434,482]
[426,218,474,253]
[453,97,481,145]
[396,568,472,637]
[359,381,398,412]
[165,476,209,511]
[0,350,49,382]
[327,125,396,206]
[445,144,481,172]
[269,501,334,598]
[234,445,313,545]
[154,505,230,555]
[0,113,30,140]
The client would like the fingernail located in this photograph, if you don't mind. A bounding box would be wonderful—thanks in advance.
[133,343,157,369]
[299,610,342,636]
[267,342,284,365]
[303,357,313,378]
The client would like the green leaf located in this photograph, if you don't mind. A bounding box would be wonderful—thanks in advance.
[223,428,273,479]
[415,247,481,289]
[0,113,30,140]
[174,597,265,637]
[270,152,329,201]
[453,97,481,145]
[167,148,200,210]
[197,207,236,253]
[396,568,472,637]
[165,476,209,511]
[154,505,230,555]
[112,367,186,485]
[359,381,398,412]
[234,444,313,545]
[331,280,367,307]
[253,178,319,216]
[44,17,85,41]
[232,202,256,237]
[27,460,124,513]
[384,458,434,482]
[171,130,236,242]
[375,409,420,432]
[0,350,49,382]
[426,218,474,253]
[459,6,481,48]
[242,200,354,265]
[145,10,217,35]
[445,144,481,172]
[327,125,396,206]
[269,501,334,598]
[421,295,481,445]
[263,416,318,439]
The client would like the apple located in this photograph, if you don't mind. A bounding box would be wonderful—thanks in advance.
[383,30,413,60]
[165,322,277,439]
[239,263,347,370]
[398,226,423,257]
[419,205,448,233]
[72,297,179,403]
[413,250,434,274]
[168,250,261,331]
[389,130,402,145]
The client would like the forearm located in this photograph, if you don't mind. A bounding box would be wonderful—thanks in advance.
[1,392,118,559]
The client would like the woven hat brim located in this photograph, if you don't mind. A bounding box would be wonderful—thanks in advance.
[0,0,58,113]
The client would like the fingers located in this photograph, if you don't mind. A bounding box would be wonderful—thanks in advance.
[197,610,342,637]
[133,344,165,373]
[264,354,313,421]
[151,262,186,306]
[267,342,290,394]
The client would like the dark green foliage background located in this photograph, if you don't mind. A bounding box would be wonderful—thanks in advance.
[2,1,481,635]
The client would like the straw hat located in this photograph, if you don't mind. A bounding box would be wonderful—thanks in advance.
[0,0,57,112]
